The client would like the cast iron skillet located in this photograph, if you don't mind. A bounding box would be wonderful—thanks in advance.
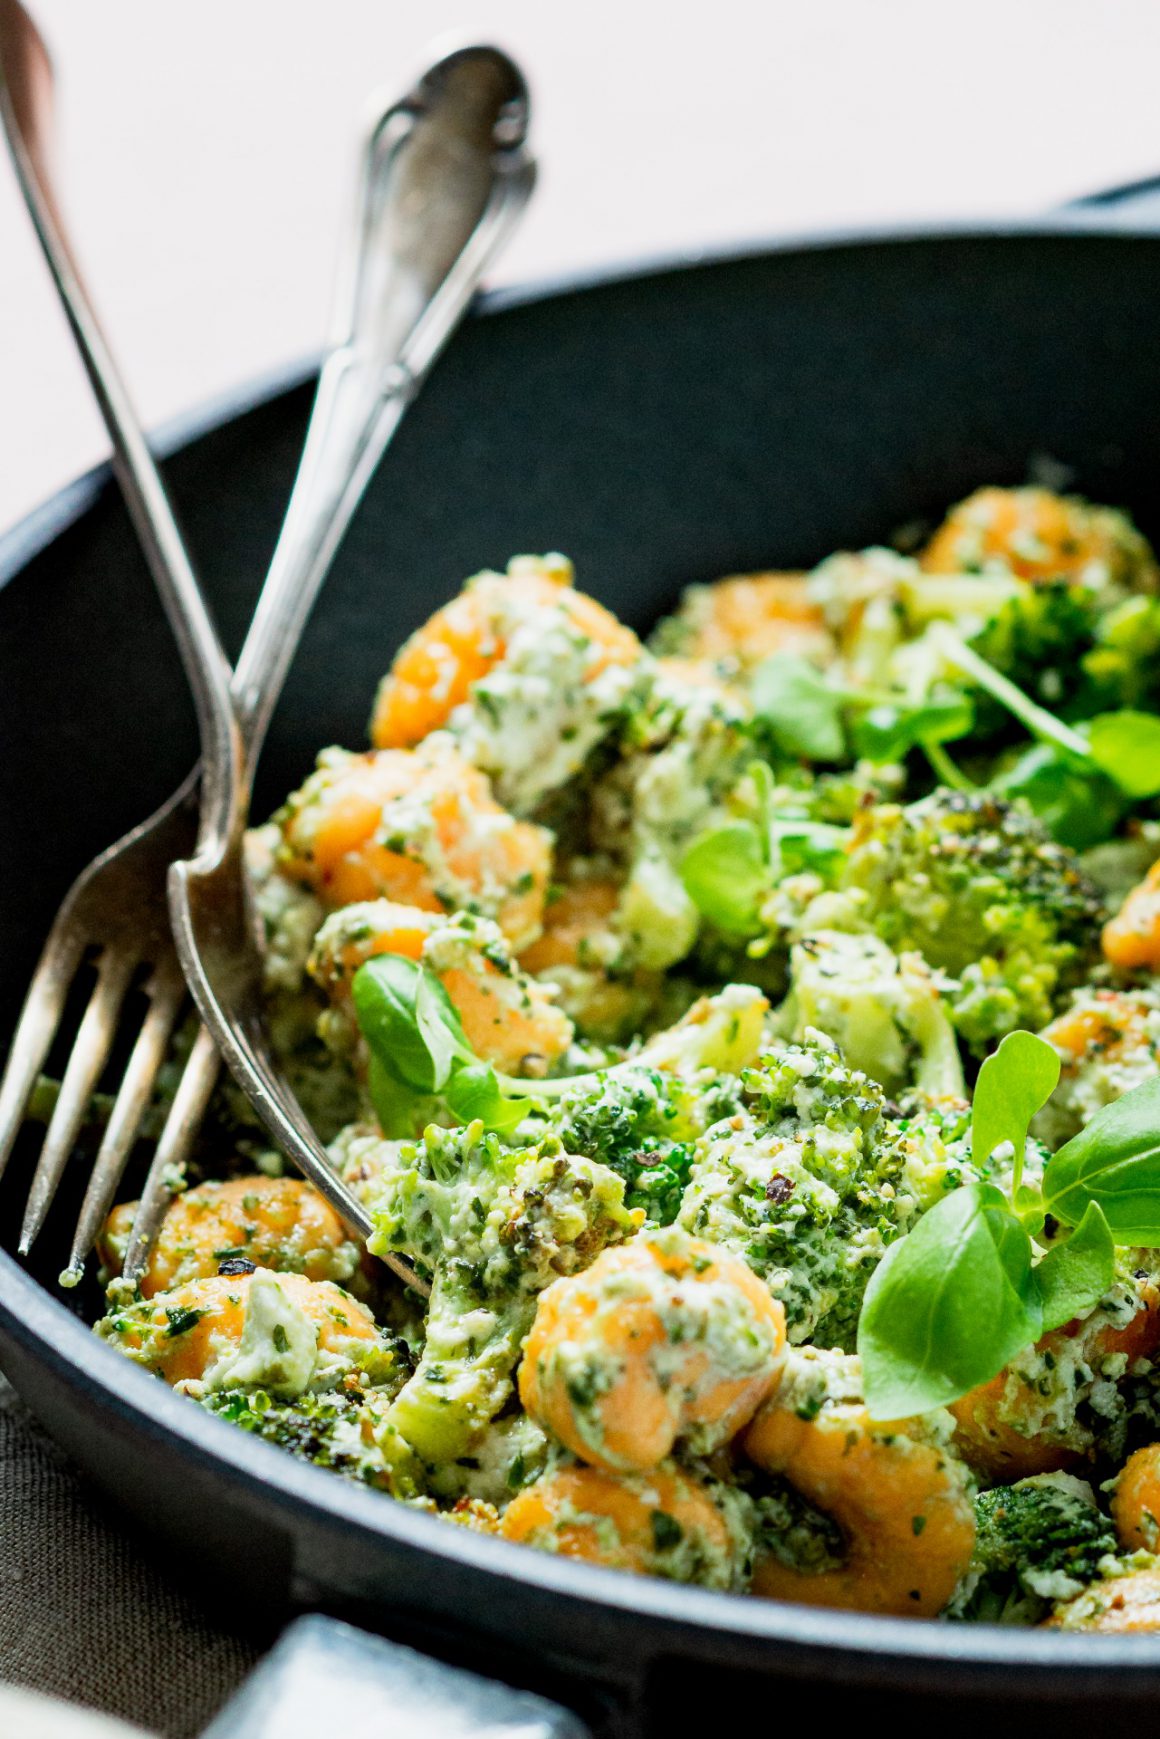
[5,188,1160,1735]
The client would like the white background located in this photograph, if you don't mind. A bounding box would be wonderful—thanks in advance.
[3,0,1160,532]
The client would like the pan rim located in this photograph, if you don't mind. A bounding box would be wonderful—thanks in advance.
[6,1240,1160,1680]
[3,207,1157,591]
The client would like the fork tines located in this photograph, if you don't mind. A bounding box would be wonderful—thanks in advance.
[0,794,199,1283]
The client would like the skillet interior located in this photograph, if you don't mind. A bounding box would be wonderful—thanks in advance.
[5,226,1160,1727]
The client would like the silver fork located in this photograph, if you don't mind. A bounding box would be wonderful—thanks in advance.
[0,5,532,1287]
[0,0,241,1276]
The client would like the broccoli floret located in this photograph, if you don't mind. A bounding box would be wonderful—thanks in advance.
[1082,594,1160,716]
[843,789,1106,1050]
[512,983,764,1224]
[873,1090,1046,1230]
[968,583,1103,725]
[947,1473,1119,1624]
[592,664,755,968]
[740,1034,884,1180]
[366,1126,638,1472]
[677,1031,900,1346]
[545,1064,742,1226]
[969,583,1160,727]
[779,928,965,1100]
[806,762,907,825]
[875,1094,976,1212]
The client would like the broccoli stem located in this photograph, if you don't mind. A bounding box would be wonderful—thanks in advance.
[934,627,1092,762]
[385,1271,527,1464]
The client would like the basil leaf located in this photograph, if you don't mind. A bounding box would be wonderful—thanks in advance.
[415,965,471,1091]
[445,1063,531,1135]
[353,955,473,1097]
[352,955,438,1091]
[1043,1076,1160,1245]
[1087,711,1160,800]
[850,693,973,764]
[1034,1203,1115,1335]
[751,653,846,762]
[858,1183,1042,1420]
[992,743,1124,850]
[366,1053,426,1138]
[971,1030,1060,1188]
[681,823,768,936]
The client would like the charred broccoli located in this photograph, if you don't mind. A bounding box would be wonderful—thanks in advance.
[843,789,1105,1050]
[203,1384,408,1489]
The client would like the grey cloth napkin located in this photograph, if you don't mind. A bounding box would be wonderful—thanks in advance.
[0,1374,259,1738]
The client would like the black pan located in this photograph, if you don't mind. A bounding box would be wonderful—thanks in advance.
[5,189,1160,1735]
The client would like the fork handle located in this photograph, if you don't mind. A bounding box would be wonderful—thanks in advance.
[0,0,240,852]
[228,46,534,783]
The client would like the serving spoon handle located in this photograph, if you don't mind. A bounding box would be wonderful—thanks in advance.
[231,49,534,775]
[133,46,535,1280]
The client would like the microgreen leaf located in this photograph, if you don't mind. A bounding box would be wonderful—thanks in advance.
[992,744,1125,850]
[1043,1076,1160,1245]
[1086,711,1160,800]
[971,1030,1060,1193]
[681,823,768,936]
[1034,1203,1115,1335]
[751,653,846,762]
[858,1183,1042,1420]
[849,693,974,764]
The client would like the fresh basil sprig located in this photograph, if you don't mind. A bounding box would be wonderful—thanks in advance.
[858,1027,1122,1420]
[1034,1202,1116,1335]
[858,1182,1044,1419]
[353,956,533,1136]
